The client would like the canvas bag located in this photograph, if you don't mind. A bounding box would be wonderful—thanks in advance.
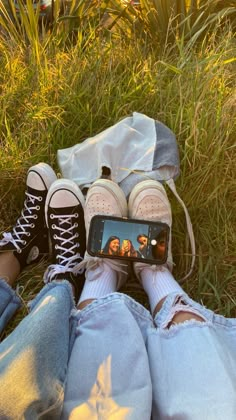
[57,112,195,280]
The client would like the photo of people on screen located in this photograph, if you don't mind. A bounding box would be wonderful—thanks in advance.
[120,239,138,257]
[97,219,168,263]
[100,236,120,256]
[150,229,168,261]
[136,234,148,258]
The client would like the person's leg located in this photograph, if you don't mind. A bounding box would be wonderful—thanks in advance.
[62,180,153,419]
[0,178,86,418]
[0,281,74,419]
[0,163,57,334]
[129,180,236,419]
[150,289,236,420]
[63,293,153,420]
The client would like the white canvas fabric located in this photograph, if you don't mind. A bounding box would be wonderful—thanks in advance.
[57,112,180,196]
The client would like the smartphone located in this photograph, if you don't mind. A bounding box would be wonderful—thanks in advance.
[87,215,169,264]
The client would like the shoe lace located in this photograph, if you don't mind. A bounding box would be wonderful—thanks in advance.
[74,252,128,282]
[44,214,83,283]
[0,192,42,252]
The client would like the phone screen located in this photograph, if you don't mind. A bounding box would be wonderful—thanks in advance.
[88,216,169,264]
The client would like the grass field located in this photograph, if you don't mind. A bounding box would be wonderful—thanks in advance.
[0,0,235,339]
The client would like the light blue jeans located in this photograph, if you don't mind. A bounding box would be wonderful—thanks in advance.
[0,278,236,419]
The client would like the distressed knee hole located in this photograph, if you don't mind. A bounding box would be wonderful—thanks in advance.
[164,296,206,329]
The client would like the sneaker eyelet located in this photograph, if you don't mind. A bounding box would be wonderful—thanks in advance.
[26,232,31,237]
[38,196,43,202]
[55,244,58,249]
[23,240,27,245]
[74,213,79,218]
[74,223,78,228]
[50,214,54,219]
[36,205,40,210]
[33,214,38,219]
[17,249,22,254]
[75,233,79,238]
[53,234,57,239]
[31,223,35,228]
[52,224,56,229]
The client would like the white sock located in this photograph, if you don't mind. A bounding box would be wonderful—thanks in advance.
[78,265,117,304]
[140,267,183,314]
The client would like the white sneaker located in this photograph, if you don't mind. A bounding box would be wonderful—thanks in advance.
[128,180,173,281]
[81,179,128,289]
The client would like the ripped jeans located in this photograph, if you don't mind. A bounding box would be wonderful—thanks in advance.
[0,279,236,419]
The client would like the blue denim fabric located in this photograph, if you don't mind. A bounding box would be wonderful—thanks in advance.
[0,280,75,419]
[0,279,22,335]
[62,292,236,420]
[151,293,236,419]
[0,284,236,419]
[62,293,154,419]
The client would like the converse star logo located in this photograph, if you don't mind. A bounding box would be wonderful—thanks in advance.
[26,246,40,264]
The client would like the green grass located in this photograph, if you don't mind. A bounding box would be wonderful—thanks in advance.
[0,4,235,338]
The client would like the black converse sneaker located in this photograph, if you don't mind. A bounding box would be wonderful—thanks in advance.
[43,179,86,301]
[0,163,57,269]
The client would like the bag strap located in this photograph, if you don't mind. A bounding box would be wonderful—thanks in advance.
[166,178,196,280]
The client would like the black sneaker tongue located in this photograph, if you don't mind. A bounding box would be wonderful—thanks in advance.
[50,206,79,263]
[27,186,47,198]
[59,225,76,261]
[16,187,46,228]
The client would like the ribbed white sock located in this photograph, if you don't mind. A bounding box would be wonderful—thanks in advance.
[78,265,117,304]
[140,267,183,314]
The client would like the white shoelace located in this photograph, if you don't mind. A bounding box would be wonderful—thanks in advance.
[0,192,42,252]
[73,252,128,282]
[44,214,83,283]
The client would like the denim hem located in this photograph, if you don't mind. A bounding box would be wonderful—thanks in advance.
[0,278,22,306]
[28,280,76,312]
[71,292,153,324]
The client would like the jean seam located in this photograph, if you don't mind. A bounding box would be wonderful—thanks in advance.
[74,292,153,324]
[0,278,22,306]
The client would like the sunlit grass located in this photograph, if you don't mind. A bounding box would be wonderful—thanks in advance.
[0,3,235,338]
